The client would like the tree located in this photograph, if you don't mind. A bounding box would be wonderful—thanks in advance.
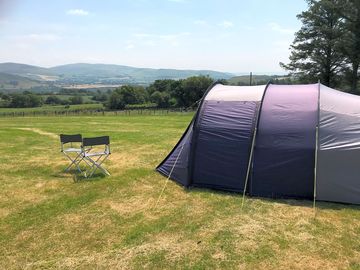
[280,0,346,87]
[340,0,360,92]
[116,85,147,104]
[147,79,175,96]
[106,85,148,110]
[150,91,170,108]
[108,91,125,110]
[92,90,108,102]
[9,93,43,108]
[147,79,181,106]
[45,95,62,105]
[176,76,214,107]
[69,95,83,105]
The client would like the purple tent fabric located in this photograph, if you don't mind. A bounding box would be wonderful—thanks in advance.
[317,85,360,204]
[157,83,360,205]
[251,84,318,198]
[157,84,266,189]
[191,100,259,191]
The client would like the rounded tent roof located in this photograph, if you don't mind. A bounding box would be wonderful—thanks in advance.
[205,84,266,101]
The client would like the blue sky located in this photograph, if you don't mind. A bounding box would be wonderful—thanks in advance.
[0,0,307,74]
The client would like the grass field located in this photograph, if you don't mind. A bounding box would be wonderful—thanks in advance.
[1,114,360,269]
[0,104,103,114]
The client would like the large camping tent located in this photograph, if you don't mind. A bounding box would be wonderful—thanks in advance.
[157,83,360,205]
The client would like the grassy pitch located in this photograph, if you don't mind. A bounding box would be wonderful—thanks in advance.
[0,114,360,269]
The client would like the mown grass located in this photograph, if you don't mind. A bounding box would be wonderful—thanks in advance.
[0,113,360,269]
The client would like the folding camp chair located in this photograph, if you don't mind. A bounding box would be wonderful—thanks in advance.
[60,134,84,173]
[82,136,111,177]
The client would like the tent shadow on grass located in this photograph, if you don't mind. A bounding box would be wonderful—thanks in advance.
[182,186,360,211]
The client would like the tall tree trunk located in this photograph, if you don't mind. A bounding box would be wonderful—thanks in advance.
[351,62,359,92]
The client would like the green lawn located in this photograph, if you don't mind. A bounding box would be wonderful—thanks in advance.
[0,114,360,269]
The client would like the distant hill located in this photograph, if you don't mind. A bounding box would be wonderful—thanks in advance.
[50,63,233,83]
[0,63,55,78]
[0,72,44,90]
[0,62,233,85]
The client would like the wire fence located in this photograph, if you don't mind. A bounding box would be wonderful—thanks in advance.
[0,108,195,117]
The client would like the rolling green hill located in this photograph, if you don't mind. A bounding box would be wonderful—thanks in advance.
[0,72,44,90]
[50,63,233,82]
[0,63,55,77]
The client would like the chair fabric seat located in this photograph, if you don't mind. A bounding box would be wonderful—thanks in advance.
[84,151,110,157]
[63,147,82,153]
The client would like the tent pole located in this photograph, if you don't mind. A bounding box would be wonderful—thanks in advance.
[241,127,257,208]
[241,82,271,209]
[313,126,319,218]
[313,81,321,218]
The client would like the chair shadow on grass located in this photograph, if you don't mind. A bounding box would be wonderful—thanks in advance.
[52,169,107,183]
[72,173,107,183]
[181,185,360,211]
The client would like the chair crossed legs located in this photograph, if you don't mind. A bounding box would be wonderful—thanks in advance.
[82,136,111,177]
[60,135,111,177]
[60,134,84,173]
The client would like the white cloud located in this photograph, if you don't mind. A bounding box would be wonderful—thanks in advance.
[126,44,134,49]
[16,34,61,42]
[218,20,233,28]
[268,22,294,35]
[194,20,207,26]
[66,9,89,16]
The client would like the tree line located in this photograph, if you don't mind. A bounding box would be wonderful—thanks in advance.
[0,76,219,109]
[107,75,218,110]
[281,0,360,92]
[0,92,85,108]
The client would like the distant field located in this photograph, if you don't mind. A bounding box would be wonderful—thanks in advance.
[0,114,360,269]
[0,104,104,114]
[61,84,121,89]
[40,95,95,103]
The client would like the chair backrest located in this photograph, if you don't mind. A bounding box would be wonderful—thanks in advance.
[82,136,110,147]
[60,134,82,144]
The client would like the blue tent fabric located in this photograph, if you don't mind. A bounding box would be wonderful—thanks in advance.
[192,100,259,191]
[157,122,194,186]
[250,84,318,198]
